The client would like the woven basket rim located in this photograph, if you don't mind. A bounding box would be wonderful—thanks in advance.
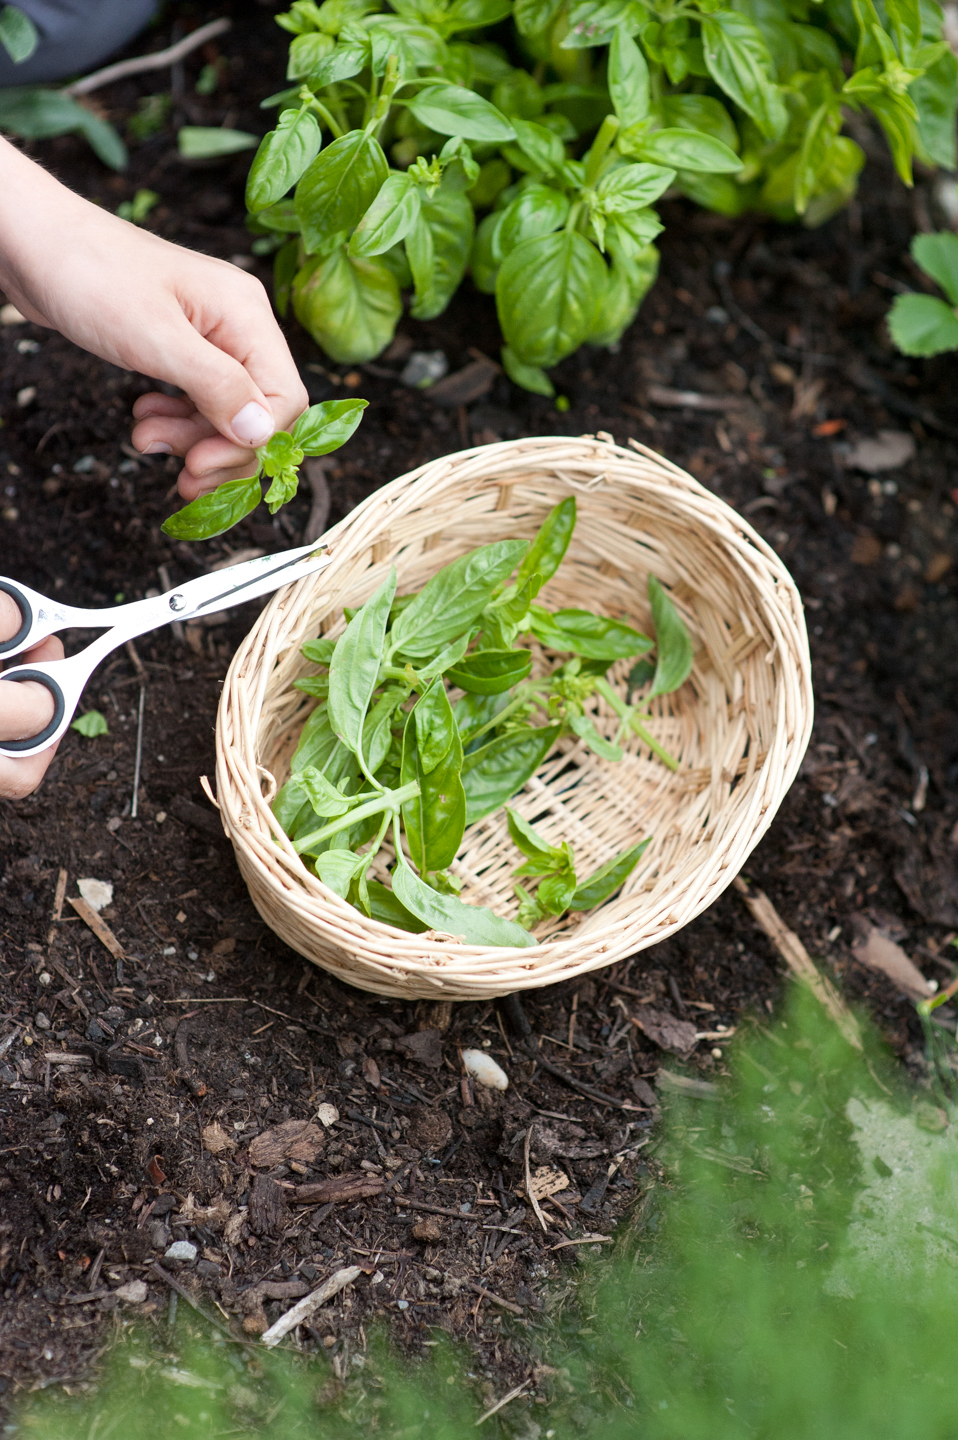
[214,435,813,994]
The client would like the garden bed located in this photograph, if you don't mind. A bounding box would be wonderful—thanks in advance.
[0,0,956,1416]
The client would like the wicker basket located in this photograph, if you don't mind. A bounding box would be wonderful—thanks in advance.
[215,435,812,1000]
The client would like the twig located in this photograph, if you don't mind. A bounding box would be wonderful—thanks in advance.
[125,640,147,682]
[150,1262,257,1350]
[733,877,862,1050]
[47,866,68,945]
[63,18,231,95]
[260,1266,363,1348]
[464,1280,525,1317]
[66,896,127,962]
[523,1127,548,1233]
[475,1380,532,1426]
[392,1196,481,1222]
[130,686,145,820]
[548,1234,614,1251]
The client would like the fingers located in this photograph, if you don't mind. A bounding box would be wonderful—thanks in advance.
[0,588,22,640]
[132,393,194,421]
[0,635,64,800]
[175,455,265,501]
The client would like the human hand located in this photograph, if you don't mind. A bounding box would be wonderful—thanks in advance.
[0,138,308,500]
[0,591,63,800]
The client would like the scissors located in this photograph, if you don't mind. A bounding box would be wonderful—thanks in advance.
[0,541,334,760]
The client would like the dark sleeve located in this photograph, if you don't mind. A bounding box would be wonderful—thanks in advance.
[0,0,158,87]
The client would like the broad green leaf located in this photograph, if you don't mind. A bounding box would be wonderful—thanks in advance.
[296,130,388,254]
[497,230,607,370]
[527,605,652,660]
[537,867,578,914]
[516,496,576,589]
[501,345,555,396]
[561,0,647,48]
[178,126,259,158]
[367,16,446,74]
[505,806,563,865]
[406,189,475,321]
[606,210,663,252]
[911,231,958,307]
[661,94,740,152]
[887,293,958,355]
[701,13,788,141]
[390,540,529,659]
[293,247,401,363]
[636,128,743,173]
[596,162,676,211]
[301,635,336,665]
[292,398,368,453]
[508,117,565,174]
[413,676,457,772]
[569,837,650,909]
[305,38,369,87]
[647,574,694,699]
[471,210,506,294]
[366,878,429,931]
[349,172,422,257]
[513,0,562,35]
[492,69,545,121]
[162,474,261,541]
[461,722,561,823]
[246,108,322,213]
[446,648,533,694]
[0,5,38,63]
[406,84,516,143]
[252,198,301,234]
[401,698,466,873]
[911,49,958,170]
[328,567,398,758]
[860,88,916,186]
[568,710,622,761]
[498,184,570,253]
[316,848,366,897]
[296,765,353,817]
[608,28,649,129]
[363,688,405,773]
[287,29,335,78]
[393,862,537,946]
[71,709,108,738]
[417,631,473,679]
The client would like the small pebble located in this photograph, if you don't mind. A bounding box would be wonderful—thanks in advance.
[163,1240,197,1265]
[461,1048,509,1091]
[114,1279,148,1304]
[16,386,36,407]
[34,1012,50,1030]
[396,1299,409,1310]
[38,972,52,987]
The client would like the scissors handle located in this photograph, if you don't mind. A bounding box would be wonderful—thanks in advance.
[0,580,36,657]
[0,667,66,753]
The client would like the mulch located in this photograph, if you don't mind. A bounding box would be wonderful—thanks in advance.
[0,0,956,1417]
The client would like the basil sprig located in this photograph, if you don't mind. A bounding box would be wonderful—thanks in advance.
[273,496,694,943]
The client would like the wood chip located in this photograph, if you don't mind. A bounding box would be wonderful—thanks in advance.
[527,1166,570,1202]
[289,1173,385,1204]
[733,877,862,1050]
[646,384,746,411]
[249,1119,325,1169]
[849,917,934,1001]
[260,1266,363,1348]
[201,1122,236,1155]
[66,895,126,961]
[631,1006,699,1056]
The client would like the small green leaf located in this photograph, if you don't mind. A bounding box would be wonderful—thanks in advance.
[887,293,958,355]
[246,108,322,213]
[316,848,366,897]
[501,346,555,396]
[569,837,650,909]
[635,129,743,174]
[349,172,422,258]
[413,675,457,772]
[406,84,516,143]
[505,806,563,865]
[393,861,537,946]
[390,540,529,659]
[328,567,398,762]
[445,648,533,694]
[537,866,578,914]
[0,4,38,63]
[527,605,652,660]
[71,709,109,738]
[178,126,260,159]
[608,27,649,129]
[161,474,262,541]
[911,231,958,307]
[461,722,561,823]
[292,398,368,454]
[647,574,694,699]
[568,710,622,761]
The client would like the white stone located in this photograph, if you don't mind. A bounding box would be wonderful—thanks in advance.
[163,1241,197,1264]
[461,1049,509,1091]
[77,878,113,912]
[114,1280,148,1304]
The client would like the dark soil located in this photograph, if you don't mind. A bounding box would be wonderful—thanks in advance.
[1,0,957,1419]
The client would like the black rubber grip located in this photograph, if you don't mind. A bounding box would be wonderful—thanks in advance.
[0,669,65,752]
[0,580,32,656]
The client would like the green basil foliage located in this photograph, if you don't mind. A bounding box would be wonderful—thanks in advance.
[162,398,366,541]
[888,230,958,356]
[241,0,955,392]
[272,496,692,942]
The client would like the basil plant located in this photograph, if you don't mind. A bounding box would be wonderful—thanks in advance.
[245,0,957,394]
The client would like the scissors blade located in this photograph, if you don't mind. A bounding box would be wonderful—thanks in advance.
[166,543,333,620]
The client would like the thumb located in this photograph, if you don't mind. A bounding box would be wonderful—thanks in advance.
[157,316,276,450]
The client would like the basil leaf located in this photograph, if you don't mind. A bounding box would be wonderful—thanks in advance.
[401,696,466,873]
[294,674,330,698]
[505,806,563,865]
[627,657,656,691]
[307,38,369,88]
[527,605,652,660]
[406,84,516,143]
[462,722,560,823]
[887,293,958,356]
[0,6,39,64]
[349,172,422,257]
[246,108,322,213]
[496,230,607,370]
[393,862,537,946]
[316,848,366,897]
[484,571,544,643]
[608,28,649,129]
[911,231,958,307]
[366,878,429,932]
[647,574,693,699]
[568,711,622,762]
[513,0,562,36]
[454,690,510,745]
[471,210,506,294]
[261,431,304,476]
[161,474,261,541]
[287,30,335,79]
[406,189,475,321]
[569,837,650,909]
[296,129,389,254]
[501,345,555,397]
[179,126,259,159]
[661,93,740,153]
[293,247,402,363]
[390,539,529,658]
[328,567,398,758]
[537,867,578,914]
[297,766,353,817]
[498,183,570,253]
[417,630,473,679]
[413,675,457,772]
[912,49,958,171]
[701,13,788,142]
[274,237,299,319]
[292,398,368,453]
[596,162,676,212]
[264,465,300,514]
[446,648,533,694]
[508,118,566,175]
[635,128,743,173]
[363,688,406,773]
[290,702,342,774]
[301,634,336,665]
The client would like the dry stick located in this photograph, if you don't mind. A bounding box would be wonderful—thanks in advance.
[475,1380,532,1427]
[733,877,862,1051]
[260,1266,363,1349]
[64,17,231,95]
[47,867,68,946]
[392,1196,481,1223]
[464,1280,524,1317]
[130,687,146,820]
[67,896,127,962]
[523,1127,548,1233]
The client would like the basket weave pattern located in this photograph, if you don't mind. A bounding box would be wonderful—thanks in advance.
[216,436,812,999]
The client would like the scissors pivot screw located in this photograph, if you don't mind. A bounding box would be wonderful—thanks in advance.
[169,594,187,613]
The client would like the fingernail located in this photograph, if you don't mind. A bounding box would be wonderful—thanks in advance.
[143,441,172,455]
[231,401,274,445]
